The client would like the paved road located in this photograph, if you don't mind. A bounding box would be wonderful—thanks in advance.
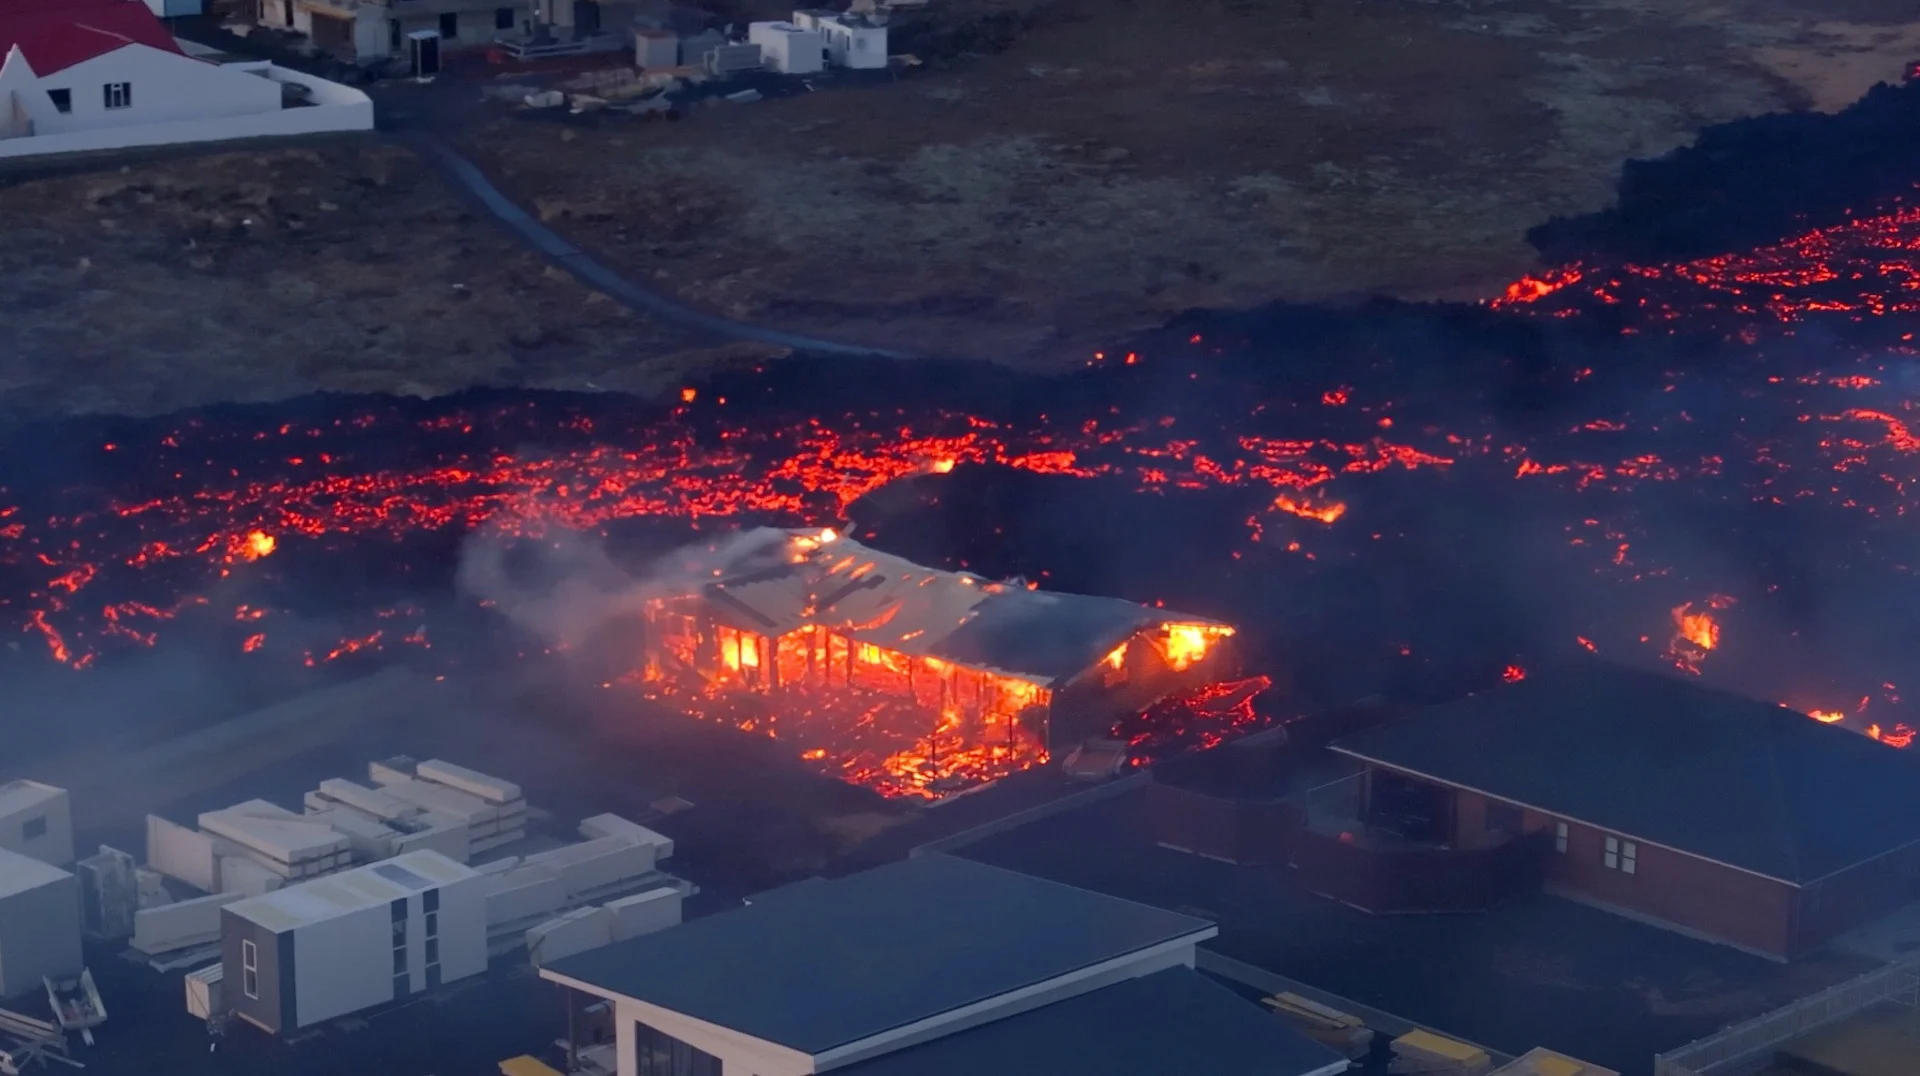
[412,138,916,359]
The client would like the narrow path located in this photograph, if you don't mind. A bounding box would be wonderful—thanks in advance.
[414,139,914,359]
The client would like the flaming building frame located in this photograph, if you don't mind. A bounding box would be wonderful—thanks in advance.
[641,530,1238,796]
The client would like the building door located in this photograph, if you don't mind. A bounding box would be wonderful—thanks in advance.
[409,31,440,76]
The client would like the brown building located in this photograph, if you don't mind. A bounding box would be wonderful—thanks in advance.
[1327,663,1920,960]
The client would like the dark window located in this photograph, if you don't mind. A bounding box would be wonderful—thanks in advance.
[390,899,407,924]
[389,17,400,49]
[494,6,513,28]
[423,889,439,914]
[425,911,438,938]
[425,937,438,963]
[103,82,131,109]
[392,947,407,975]
[425,964,441,990]
[634,1021,722,1076]
[1484,800,1522,836]
[43,90,69,114]
[438,11,457,36]
[21,815,46,840]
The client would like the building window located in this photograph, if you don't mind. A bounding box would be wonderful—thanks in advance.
[1604,835,1638,875]
[21,816,46,840]
[495,6,513,29]
[44,90,69,114]
[438,11,458,36]
[634,1021,722,1076]
[103,82,131,109]
[1553,820,1568,854]
[241,940,259,999]
[1484,801,1522,836]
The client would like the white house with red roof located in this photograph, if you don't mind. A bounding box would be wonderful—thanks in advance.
[0,0,369,157]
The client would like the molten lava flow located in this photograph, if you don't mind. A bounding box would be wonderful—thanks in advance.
[1271,493,1347,524]
[1807,709,1847,723]
[1503,664,1527,683]
[1113,676,1274,756]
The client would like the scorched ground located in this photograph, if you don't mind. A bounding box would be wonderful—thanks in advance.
[7,152,1920,798]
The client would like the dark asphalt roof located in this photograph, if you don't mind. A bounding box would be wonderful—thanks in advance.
[545,854,1215,1054]
[1330,661,1920,883]
[931,590,1165,682]
[836,967,1347,1076]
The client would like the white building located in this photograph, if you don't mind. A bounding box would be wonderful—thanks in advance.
[540,854,1348,1076]
[792,9,885,70]
[0,780,72,867]
[219,850,487,1034]
[0,848,82,999]
[0,0,372,159]
[747,20,823,75]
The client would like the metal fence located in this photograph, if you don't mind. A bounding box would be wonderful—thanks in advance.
[1653,953,1920,1076]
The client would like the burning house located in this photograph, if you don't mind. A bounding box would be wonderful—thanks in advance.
[641,529,1238,798]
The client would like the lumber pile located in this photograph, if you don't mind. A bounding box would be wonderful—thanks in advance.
[1261,993,1374,1058]
[1391,1029,1492,1075]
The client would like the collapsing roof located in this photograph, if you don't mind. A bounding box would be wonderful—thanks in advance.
[693,529,1227,685]
[1331,661,1920,884]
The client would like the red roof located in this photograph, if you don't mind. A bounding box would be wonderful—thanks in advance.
[0,0,184,76]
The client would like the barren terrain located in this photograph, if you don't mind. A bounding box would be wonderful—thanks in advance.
[474,0,1920,364]
[0,144,762,419]
[1,0,1917,415]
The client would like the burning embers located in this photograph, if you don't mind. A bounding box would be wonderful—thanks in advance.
[634,529,1240,798]
[1664,595,1734,675]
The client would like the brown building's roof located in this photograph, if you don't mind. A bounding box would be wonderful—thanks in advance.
[1330,662,1920,884]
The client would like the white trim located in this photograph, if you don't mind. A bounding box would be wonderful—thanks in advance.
[540,969,812,1071]
[1329,749,1804,886]
[814,930,1216,1066]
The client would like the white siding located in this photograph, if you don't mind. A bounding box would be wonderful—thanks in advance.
[433,871,489,983]
[30,45,280,134]
[291,902,392,1028]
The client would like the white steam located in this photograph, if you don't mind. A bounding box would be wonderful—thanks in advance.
[456,526,794,647]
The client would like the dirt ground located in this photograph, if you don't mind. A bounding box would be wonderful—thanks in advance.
[3,0,1918,416]
[469,0,1920,366]
[0,142,763,419]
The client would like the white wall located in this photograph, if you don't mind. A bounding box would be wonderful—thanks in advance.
[29,45,281,135]
[0,63,372,160]
[426,871,489,985]
[0,871,82,999]
[292,902,392,1029]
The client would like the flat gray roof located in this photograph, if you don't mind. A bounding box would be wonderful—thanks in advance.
[837,967,1348,1076]
[545,854,1214,1054]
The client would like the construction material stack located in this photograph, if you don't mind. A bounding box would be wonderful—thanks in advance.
[1261,992,1374,1059]
[368,757,528,857]
[1391,1030,1493,1075]
[1488,1049,1617,1076]
[197,801,351,882]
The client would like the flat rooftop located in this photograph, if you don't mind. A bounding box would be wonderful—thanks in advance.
[225,849,473,932]
[545,853,1215,1055]
[0,845,70,899]
[0,777,62,816]
[836,966,1346,1076]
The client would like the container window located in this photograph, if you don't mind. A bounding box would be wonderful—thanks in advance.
[1553,821,1568,854]
[241,939,259,999]
[21,816,46,840]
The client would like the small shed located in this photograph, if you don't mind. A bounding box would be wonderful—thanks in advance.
[747,20,823,74]
[0,848,82,999]
[0,780,72,867]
